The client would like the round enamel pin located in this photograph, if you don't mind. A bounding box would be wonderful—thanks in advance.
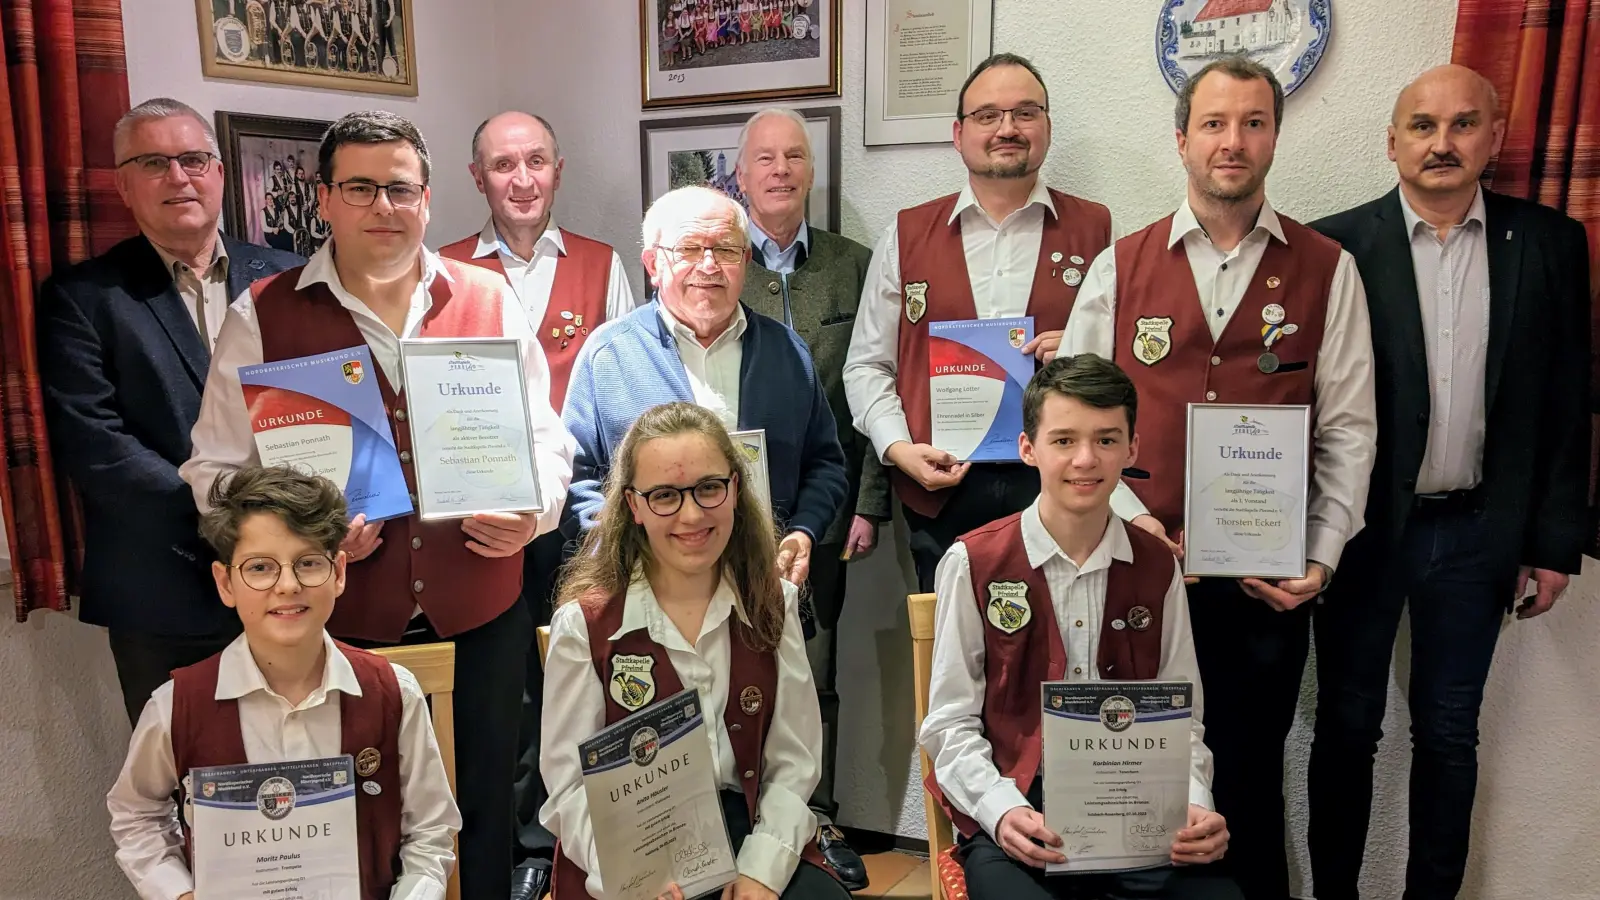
[1063,268,1083,287]
[739,685,763,715]
[356,747,382,778]
[1261,303,1286,325]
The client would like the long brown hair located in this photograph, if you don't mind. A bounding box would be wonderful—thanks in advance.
[557,402,786,651]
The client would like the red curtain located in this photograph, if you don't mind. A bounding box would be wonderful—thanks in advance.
[0,0,134,621]
[1453,0,1600,556]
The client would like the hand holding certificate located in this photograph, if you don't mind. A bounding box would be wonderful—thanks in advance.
[928,317,1034,462]
[1183,404,1311,579]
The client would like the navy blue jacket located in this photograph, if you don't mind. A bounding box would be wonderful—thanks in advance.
[37,234,303,635]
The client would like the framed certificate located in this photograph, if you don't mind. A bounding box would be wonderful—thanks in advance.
[864,0,994,145]
[729,429,772,514]
[398,338,544,521]
[1183,404,1310,579]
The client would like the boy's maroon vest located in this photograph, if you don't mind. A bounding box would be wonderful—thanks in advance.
[924,515,1174,839]
[170,642,404,900]
[438,229,614,412]
[251,261,522,642]
[551,594,832,900]
[893,189,1111,518]
[1111,213,1340,532]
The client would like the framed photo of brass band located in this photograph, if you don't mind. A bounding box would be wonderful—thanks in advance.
[196,0,418,96]
[639,107,841,232]
[864,0,994,145]
[641,0,841,108]
[217,112,332,258]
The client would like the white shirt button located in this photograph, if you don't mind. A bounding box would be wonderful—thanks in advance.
[412,580,424,593]
[1211,356,1222,366]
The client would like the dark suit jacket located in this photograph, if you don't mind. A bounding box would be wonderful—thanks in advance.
[38,234,304,635]
[1312,187,1590,582]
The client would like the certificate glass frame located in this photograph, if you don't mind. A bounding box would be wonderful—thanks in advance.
[1182,403,1310,579]
[398,337,544,521]
[729,428,772,514]
[864,0,995,145]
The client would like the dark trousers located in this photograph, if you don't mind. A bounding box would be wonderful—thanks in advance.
[108,627,240,725]
[720,790,850,900]
[514,529,567,866]
[959,833,1241,900]
[1185,578,1312,900]
[903,464,1039,591]
[804,542,850,822]
[1308,504,1512,900]
[348,599,532,900]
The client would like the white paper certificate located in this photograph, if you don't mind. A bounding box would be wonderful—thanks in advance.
[190,755,360,899]
[729,429,772,515]
[580,690,736,900]
[398,338,544,520]
[1183,404,1310,578]
[1041,682,1192,874]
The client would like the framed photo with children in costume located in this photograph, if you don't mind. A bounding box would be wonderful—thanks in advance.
[216,111,333,258]
[641,0,841,108]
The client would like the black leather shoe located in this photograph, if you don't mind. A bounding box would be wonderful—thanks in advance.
[510,859,551,900]
[817,824,868,892]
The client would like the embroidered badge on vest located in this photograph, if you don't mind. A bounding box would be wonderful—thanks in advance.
[904,282,928,324]
[1127,606,1153,631]
[356,747,382,777]
[1132,316,1174,365]
[609,654,657,710]
[985,582,1032,634]
[739,685,763,715]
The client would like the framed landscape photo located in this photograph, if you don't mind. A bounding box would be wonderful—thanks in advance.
[641,0,841,108]
[217,112,332,258]
[196,0,418,96]
[640,107,841,233]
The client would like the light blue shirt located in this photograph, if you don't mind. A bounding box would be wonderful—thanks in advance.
[747,219,810,275]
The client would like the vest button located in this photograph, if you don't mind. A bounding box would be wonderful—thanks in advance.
[1205,391,1217,401]
[743,770,756,779]
[729,723,742,732]
[411,536,422,550]
[768,282,780,294]
[400,450,412,463]
[395,409,408,422]
[1210,356,1221,366]
[412,580,425,593]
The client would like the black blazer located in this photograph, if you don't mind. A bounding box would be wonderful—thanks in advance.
[37,234,304,635]
[1311,187,1590,580]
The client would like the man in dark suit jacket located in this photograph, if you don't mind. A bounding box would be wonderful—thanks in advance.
[37,98,302,724]
[1307,65,1590,900]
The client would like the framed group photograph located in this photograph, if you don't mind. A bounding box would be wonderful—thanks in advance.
[641,0,841,108]
[865,0,994,145]
[640,107,841,233]
[217,112,332,258]
[196,0,418,96]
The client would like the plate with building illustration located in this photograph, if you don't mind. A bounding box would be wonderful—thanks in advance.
[1156,0,1332,97]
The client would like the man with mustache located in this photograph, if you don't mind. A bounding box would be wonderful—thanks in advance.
[844,53,1112,590]
[1305,65,1589,900]
[1062,57,1378,900]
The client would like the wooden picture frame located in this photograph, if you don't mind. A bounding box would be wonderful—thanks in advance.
[640,0,841,109]
[196,0,419,96]
[216,111,333,257]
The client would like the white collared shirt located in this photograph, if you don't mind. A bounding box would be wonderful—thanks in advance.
[918,505,1213,839]
[106,632,461,900]
[659,303,748,432]
[470,218,638,327]
[1397,188,1491,494]
[152,235,231,350]
[845,177,1061,459]
[1063,199,1377,569]
[179,242,576,542]
[540,575,820,897]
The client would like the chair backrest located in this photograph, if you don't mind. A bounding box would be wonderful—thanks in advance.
[537,625,551,667]
[374,642,461,900]
[907,592,951,900]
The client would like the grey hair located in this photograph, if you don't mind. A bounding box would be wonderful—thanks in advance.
[735,107,812,167]
[470,111,562,164]
[641,185,750,250]
[113,98,219,164]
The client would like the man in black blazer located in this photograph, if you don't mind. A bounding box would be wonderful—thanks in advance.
[1307,65,1590,900]
[37,98,302,724]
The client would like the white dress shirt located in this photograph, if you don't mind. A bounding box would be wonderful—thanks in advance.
[1398,188,1491,494]
[659,302,748,432]
[1063,199,1377,569]
[107,632,462,900]
[541,574,820,897]
[152,236,231,351]
[918,505,1213,839]
[845,178,1059,460]
[470,218,637,325]
[179,242,576,538]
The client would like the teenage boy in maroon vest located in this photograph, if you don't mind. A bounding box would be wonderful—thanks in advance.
[181,110,576,900]
[437,109,637,900]
[844,53,1112,590]
[1063,58,1377,900]
[107,465,460,900]
[921,354,1233,900]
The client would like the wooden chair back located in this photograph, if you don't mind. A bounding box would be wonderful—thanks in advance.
[908,592,951,900]
[374,643,461,900]
[537,625,551,667]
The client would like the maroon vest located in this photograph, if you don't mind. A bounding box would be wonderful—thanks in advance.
[1111,214,1339,532]
[924,514,1174,838]
[893,189,1111,517]
[251,261,522,641]
[170,642,404,900]
[438,228,615,412]
[551,592,831,900]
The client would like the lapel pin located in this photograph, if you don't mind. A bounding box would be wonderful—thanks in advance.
[1070,255,1085,265]
[1262,303,1286,325]
[1051,251,1063,263]
[1266,276,1282,289]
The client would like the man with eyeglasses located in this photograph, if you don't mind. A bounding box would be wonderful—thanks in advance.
[844,52,1113,591]
[36,97,303,726]
[562,185,847,591]
[180,109,576,900]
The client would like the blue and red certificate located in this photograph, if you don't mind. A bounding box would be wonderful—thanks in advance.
[927,317,1035,462]
[239,346,413,521]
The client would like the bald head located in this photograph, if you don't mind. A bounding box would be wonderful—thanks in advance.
[469,111,564,242]
[1388,64,1505,201]
[1392,64,1500,127]
[472,111,560,164]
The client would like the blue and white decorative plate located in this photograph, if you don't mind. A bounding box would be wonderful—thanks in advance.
[1156,0,1332,97]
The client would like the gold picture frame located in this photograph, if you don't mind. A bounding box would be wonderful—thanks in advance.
[195,0,418,97]
[640,0,841,109]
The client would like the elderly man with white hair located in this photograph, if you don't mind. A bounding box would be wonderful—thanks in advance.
[735,106,883,890]
[561,185,848,589]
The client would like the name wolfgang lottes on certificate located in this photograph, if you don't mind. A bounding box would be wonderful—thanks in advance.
[927,316,1034,462]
